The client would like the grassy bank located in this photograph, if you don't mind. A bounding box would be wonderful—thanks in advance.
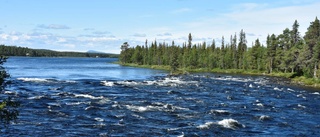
[119,63,171,71]
[118,63,320,88]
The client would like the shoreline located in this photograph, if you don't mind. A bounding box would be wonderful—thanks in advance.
[118,63,320,89]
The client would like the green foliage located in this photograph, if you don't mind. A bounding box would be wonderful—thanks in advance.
[0,97,20,127]
[0,56,20,128]
[0,45,118,58]
[0,56,9,91]
[120,17,320,86]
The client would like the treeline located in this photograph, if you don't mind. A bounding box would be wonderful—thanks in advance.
[120,17,320,78]
[0,45,119,58]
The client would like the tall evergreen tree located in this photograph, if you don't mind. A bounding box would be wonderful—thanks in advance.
[289,20,302,73]
[188,33,192,49]
[220,36,225,69]
[303,17,320,78]
[120,42,130,63]
[291,20,301,46]
[238,29,247,69]
[267,34,277,73]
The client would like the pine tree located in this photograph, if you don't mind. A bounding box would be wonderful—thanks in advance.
[188,33,192,49]
[231,33,238,68]
[267,34,277,73]
[278,28,291,72]
[170,41,179,73]
[291,20,301,46]
[303,17,320,78]
[238,29,247,69]
[289,20,302,73]
[120,42,130,63]
[220,36,225,69]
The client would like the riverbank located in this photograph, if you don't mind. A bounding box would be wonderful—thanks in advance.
[119,63,320,88]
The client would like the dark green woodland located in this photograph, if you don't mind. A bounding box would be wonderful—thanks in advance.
[120,17,320,79]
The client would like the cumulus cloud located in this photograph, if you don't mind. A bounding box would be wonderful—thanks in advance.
[133,33,146,37]
[37,24,70,29]
[9,31,23,35]
[157,32,172,36]
[79,34,116,38]
[92,31,110,35]
[0,28,122,53]
[174,1,320,47]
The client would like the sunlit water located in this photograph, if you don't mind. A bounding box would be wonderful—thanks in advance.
[2,57,320,136]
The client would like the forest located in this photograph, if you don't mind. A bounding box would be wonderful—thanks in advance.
[120,17,320,80]
[0,45,119,58]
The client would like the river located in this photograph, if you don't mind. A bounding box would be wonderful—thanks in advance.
[1,57,320,136]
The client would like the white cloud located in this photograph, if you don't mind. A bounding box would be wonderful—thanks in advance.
[157,32,172,36]
[83,37,117,42]
[57,38,67,43]
[133,33,146,37]
[0,34,9,40]
[37,24,70,29]
[62,44,75,48]
[92,31,110,35]
[9,31,23,35]
[171,1,320,47]
[1,1,319,54]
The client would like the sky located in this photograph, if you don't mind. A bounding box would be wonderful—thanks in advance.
[0,0,319,54]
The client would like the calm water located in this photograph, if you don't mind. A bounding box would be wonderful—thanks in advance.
[1,57,320,136]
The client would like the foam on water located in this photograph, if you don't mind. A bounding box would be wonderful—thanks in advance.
[249,84,253,88]
[4,91,17,95]
[156,77,198,86]
[210,109,230,115]
[116,80,140,86]
[94,117,104,122]
[256,103,264,107]
[298,104,306,109]
[197,122,215,129]
[104,77,199,87]
[197,119,244,130]
[17,77,49,82]
[101,81,115,87]
[125,102,189,113]
[287,88,295,92]
[74,94,104,99]
[212,76,252,83]
[217,118,245,129]
[259,115,272,121]
[125,105,149,112]
[274,87,282,91]
[27,95,46,100]
[65,101,90,106]
[297,94,307,99]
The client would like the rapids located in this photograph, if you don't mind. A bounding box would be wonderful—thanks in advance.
[1,57,320,136]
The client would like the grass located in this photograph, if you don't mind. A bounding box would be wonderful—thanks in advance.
[292,76,320,86]
[117,62,320,88]
[119,63,171,71]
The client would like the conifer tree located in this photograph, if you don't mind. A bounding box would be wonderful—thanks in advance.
[303,17,320,77]
[238,29,247,69]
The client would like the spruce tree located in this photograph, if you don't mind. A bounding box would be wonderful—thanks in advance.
[303,17,320,78]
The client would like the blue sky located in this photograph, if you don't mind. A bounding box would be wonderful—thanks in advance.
[0,0,319,54]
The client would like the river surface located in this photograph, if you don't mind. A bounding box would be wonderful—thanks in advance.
[1,57,320,136]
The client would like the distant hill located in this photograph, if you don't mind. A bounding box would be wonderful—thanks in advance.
[0,45,119,58]
[87,50,106,54]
